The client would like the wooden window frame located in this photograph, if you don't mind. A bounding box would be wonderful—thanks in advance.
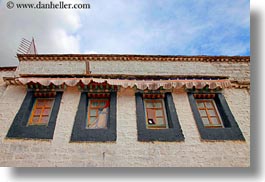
[6,91,63,140]
[144,99,168,129]
[28,98,55,126]
[71,92,117,142]
[135,92,184,142]
[196,99,224,128]
[86,98,110,129]
[188,92,245,141]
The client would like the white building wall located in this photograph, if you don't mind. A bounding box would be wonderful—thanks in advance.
[0,86,250,167]
[18,61,250,82]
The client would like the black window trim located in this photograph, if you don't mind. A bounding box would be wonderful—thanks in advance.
[188,92,245,141]
[6,91,63,140]
[135,92,184,142]
[70,92,117,142]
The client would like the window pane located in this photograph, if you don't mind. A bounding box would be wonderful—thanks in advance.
[147,109,156,121]
[99,101,106,107]
[90,109,97,116]
[32,116,39,123]
[147,119,156,125]
[43,108,51,115]
[89,116,97,122]
[202,118,210,125]
[154,102,162,108]
[156,118,165,125]
[211,117,220,125]
[208,110,216,116]
[97,108,108,128]
[199,110,207,117]
[196,102,204,108]
[88,109,108,129]
[145,102,153,108]
[156,110,163,117]
[40,116,49,124]
[88,117,97,128]
[91,101,98,107]
[205,101,213,108]
[34,109,42,115]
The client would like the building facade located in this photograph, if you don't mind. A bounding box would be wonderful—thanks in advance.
[0,54,250,167]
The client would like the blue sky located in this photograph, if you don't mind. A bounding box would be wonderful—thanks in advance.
[0,0,250,66]
[79,0,250,55]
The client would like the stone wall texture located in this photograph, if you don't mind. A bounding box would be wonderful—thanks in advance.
[18,61,250,82]
[0,70,16,98]
[18,61,86,75]
[0,86,250,167]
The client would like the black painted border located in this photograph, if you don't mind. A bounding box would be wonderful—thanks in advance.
[188,93,245,141]
[6,92,63,139]
[70,92,117,142]
[135,92,184,142]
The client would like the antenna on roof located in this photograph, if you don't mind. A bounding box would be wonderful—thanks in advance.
[17,37,37,55]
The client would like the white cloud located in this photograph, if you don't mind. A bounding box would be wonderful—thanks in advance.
[0,0,249,66]
[0,0,83,66]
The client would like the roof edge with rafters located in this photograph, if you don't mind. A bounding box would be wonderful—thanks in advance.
[0,66,17,71]
[17,54,250,62]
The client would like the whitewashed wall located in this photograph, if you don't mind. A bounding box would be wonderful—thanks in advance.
[0,86,250,167]
[18,60,250,82]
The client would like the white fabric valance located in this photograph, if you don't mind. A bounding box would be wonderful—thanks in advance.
[6,77,232,90]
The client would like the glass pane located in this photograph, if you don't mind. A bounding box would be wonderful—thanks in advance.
[156,118,165,125]
[208,110,216,116]
[199,110,207,117]
[89,116,97,124]
[211,117,220,125]
[90,109,97,116]
[40,116,49,124]
[99,101,106,107]
[32,116,39,123]
[205,101,213,108]
[89,108,108,129]
[156,110,163,117]
[202,118,210,125]
[147,119,155,125]
[97,110,108,128]
[154,102,162,108]
[100,107,108,115]
[34,109,42,115]
[145,102,153,108]
[147,109,156,120]
[196,102,204,108]
[43,108,51,115]
[91,101,98,107]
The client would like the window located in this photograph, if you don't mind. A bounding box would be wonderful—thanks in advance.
[144,99,168,129]
[87,99,109,129]
[6,91,62,139]
[71,92,117,142]
[28,98,55,126]
[135,92,184,142]
[195,99,223,128]
[188,93,245,141]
